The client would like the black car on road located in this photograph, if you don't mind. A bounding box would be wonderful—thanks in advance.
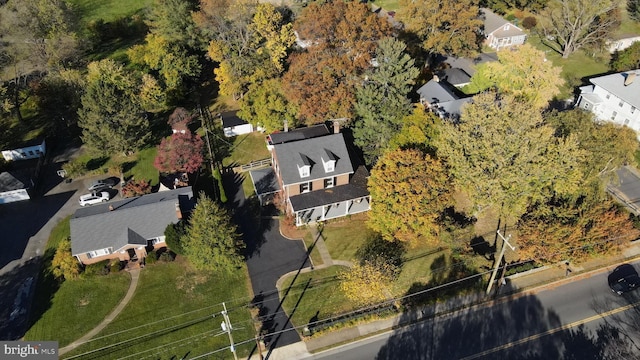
[608,264,640,295]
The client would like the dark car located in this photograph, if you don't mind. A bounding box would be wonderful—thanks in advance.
[608,264,640,295]
[88,178,117,192]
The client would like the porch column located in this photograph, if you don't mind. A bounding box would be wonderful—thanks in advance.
[345,200,350,215]
[321,205,326,221]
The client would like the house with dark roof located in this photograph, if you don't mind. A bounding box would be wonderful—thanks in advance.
[70,187,194,265]
[481,8,526,50]
[577,69,640,132]
[252,124,370,226]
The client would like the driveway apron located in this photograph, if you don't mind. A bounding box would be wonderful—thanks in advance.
[224,171,310,349]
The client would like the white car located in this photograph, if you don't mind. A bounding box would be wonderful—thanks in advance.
[79,191,110,206]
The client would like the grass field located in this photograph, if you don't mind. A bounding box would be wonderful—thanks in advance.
[69,0,152,24]
[23,217,131,347]
[62,260,255,360]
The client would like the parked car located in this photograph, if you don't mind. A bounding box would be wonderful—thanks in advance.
[79,192,110,206]
[88,179,117,192]
[608,264,640,295]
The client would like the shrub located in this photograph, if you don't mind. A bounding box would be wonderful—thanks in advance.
[83,260,110,277]
[62,159,88,178]
[122,179,152,198]
[522,16,537,30]
[164,221,186,254]
[109,259,122,273]
[145,250,158,265]
[159,251,176,262]
[52,238,81,280]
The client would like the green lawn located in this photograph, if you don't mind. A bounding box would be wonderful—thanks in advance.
[62,260,255,360]
[221,132,270,168]
[371,0,400,11]
[303,231,324,267]
[321,216,374,262]
[24,217,131,347]
[69,0,152,24]
[124,146,160,186]
[280,266,354,329]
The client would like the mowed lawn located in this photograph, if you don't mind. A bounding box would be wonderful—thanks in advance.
[62,260,255,360]
[24,217,130,346]
[69,0,153,23]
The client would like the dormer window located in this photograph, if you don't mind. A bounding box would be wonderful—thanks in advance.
[298,153,312,178]
[322,149,337,173]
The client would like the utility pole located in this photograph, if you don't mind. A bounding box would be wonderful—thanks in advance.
[486,230,516,295]
[200,106,218,201]
[221,302,238,360]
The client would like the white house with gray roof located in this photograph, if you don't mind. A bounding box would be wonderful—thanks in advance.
[481,8,526,50]
[577,69,640,132]
[70,187,194,265]
[253,125,370,226]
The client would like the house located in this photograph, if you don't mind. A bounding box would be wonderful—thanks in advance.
[221,110,256,137]
[416,78,473,119]
[2,138,46,161]
[481,8,526,50]
[0,169,34,204]
[436,68,472,88]
[70,187,194,265]
[252,124,371,226]
[576,69,640,131]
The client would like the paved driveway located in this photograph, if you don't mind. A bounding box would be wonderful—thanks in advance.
[224,171,310,349]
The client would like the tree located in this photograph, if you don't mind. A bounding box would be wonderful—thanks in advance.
[34,69,84,132]
[518,199,639,264]
[368,148,453,247]
[154,132,204,174]
[467,44,565,108]
[547,109,638,184]
[52,238,81,280]
[181,193,245,272]
[338,261,394,307]
[282,1,392,123]
[164,221,186,254]
[387,105,441,155]
[436,92,585,220]
[167,107,195,129]
[237,78,298,133]
[539,0,622,58]
[122,179,152,198]
[396,0,482,57]
[610,41,640,71]
[78,60,150,156]
[196,1,295,99]
[631,0,640,21]
[352,38,420,165]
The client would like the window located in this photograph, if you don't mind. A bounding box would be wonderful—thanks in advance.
[611,111,617,121]
[583,103,590,110]
[632,106,636,114]
[625,119,630,126]
[606,94,611,99]
[300,182,311,193]
[298,165,310,178]
[324,177,335,188]
[324,160,335,173]
[619,101,624,108]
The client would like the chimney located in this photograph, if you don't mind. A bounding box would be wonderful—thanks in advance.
[433,74,440,82]
[108,205,114,211]
[284,119,288,132]
[625,72,636,86]
[333,121,340,134]
[175,202,182,219]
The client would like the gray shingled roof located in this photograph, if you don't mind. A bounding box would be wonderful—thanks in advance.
[70,187,194,255]
[437,68,472,86]
[222,110,249,128]
[273,133,353,185]
[481,8,523,36]
[417,80,459,104]
[289,165,369,211]
[590,70,640,109]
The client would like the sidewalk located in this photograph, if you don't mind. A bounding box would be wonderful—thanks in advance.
[266,239,640,357]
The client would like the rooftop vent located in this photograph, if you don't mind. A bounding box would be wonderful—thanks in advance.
[625,72,636,86]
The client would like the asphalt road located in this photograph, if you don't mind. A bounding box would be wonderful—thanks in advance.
[308,261,640,360]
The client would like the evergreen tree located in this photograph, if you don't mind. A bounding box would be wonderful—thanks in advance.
[352,38,419,165]
[182,193,245,272]
[78,60,150,156]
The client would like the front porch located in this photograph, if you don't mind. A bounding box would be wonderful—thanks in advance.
[294,196,371,226]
